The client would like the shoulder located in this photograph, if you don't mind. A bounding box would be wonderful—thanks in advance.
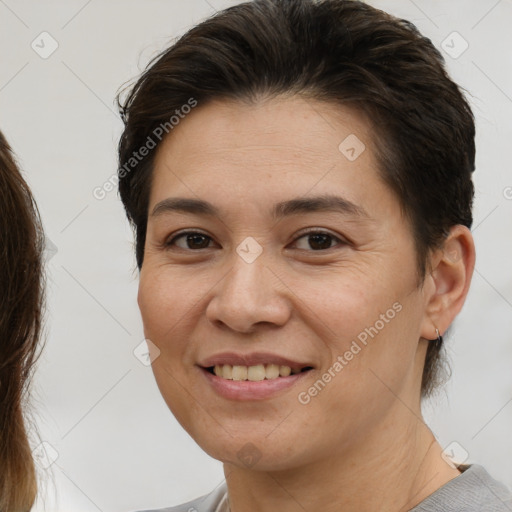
[411,464,512,512]
[130,481,228,512]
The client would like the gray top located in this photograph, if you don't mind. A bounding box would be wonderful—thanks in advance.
[134,464,512,512]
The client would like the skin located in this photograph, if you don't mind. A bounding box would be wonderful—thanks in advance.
[138,95,475,512]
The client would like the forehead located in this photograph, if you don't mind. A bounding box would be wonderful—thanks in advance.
[149,96,389,218]
[154,95,373,167]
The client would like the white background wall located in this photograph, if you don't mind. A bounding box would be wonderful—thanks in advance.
[1,0,511,510]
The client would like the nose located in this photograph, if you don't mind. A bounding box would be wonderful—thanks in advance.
[205,251,291,333]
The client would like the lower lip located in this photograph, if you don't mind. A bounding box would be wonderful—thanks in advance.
[199,366,312,401]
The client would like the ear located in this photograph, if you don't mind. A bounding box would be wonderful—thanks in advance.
[420,225,476,340]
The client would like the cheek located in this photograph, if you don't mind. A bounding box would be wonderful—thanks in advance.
[138,270,202,427]
[137,275,166,341]
[291,269,395,350]
[137,270,193,375]
[138,267,192,340]
[299,268,421,392]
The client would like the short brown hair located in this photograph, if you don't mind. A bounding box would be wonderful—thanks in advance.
[116,0,475,397]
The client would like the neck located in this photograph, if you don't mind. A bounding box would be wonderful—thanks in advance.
[223,405,461,512]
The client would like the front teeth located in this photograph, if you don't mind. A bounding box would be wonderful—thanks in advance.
[213,364,300,381]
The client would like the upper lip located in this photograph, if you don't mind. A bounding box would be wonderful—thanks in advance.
[199,352,314,371]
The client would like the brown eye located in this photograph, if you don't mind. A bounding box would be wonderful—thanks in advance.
[293,230,346,251]
[166,231,213,250]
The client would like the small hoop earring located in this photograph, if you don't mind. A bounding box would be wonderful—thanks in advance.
[429,327,443,346]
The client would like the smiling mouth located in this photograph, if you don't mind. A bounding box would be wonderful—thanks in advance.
[205,364,314,381]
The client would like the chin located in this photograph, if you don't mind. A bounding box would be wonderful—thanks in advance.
[193,430,307,472]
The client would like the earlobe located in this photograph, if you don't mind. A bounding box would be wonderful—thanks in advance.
[420,225,476,340]
[427,326,443,348]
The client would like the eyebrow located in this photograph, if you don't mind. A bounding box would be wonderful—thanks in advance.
[151,194,369,221]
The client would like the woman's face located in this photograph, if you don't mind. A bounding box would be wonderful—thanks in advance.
[138,96,433,470]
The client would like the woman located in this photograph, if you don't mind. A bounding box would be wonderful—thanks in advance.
[117,0,512,510]
[0,130,46,511]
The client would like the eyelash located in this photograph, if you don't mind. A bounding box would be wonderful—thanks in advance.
[164,228,348,252]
